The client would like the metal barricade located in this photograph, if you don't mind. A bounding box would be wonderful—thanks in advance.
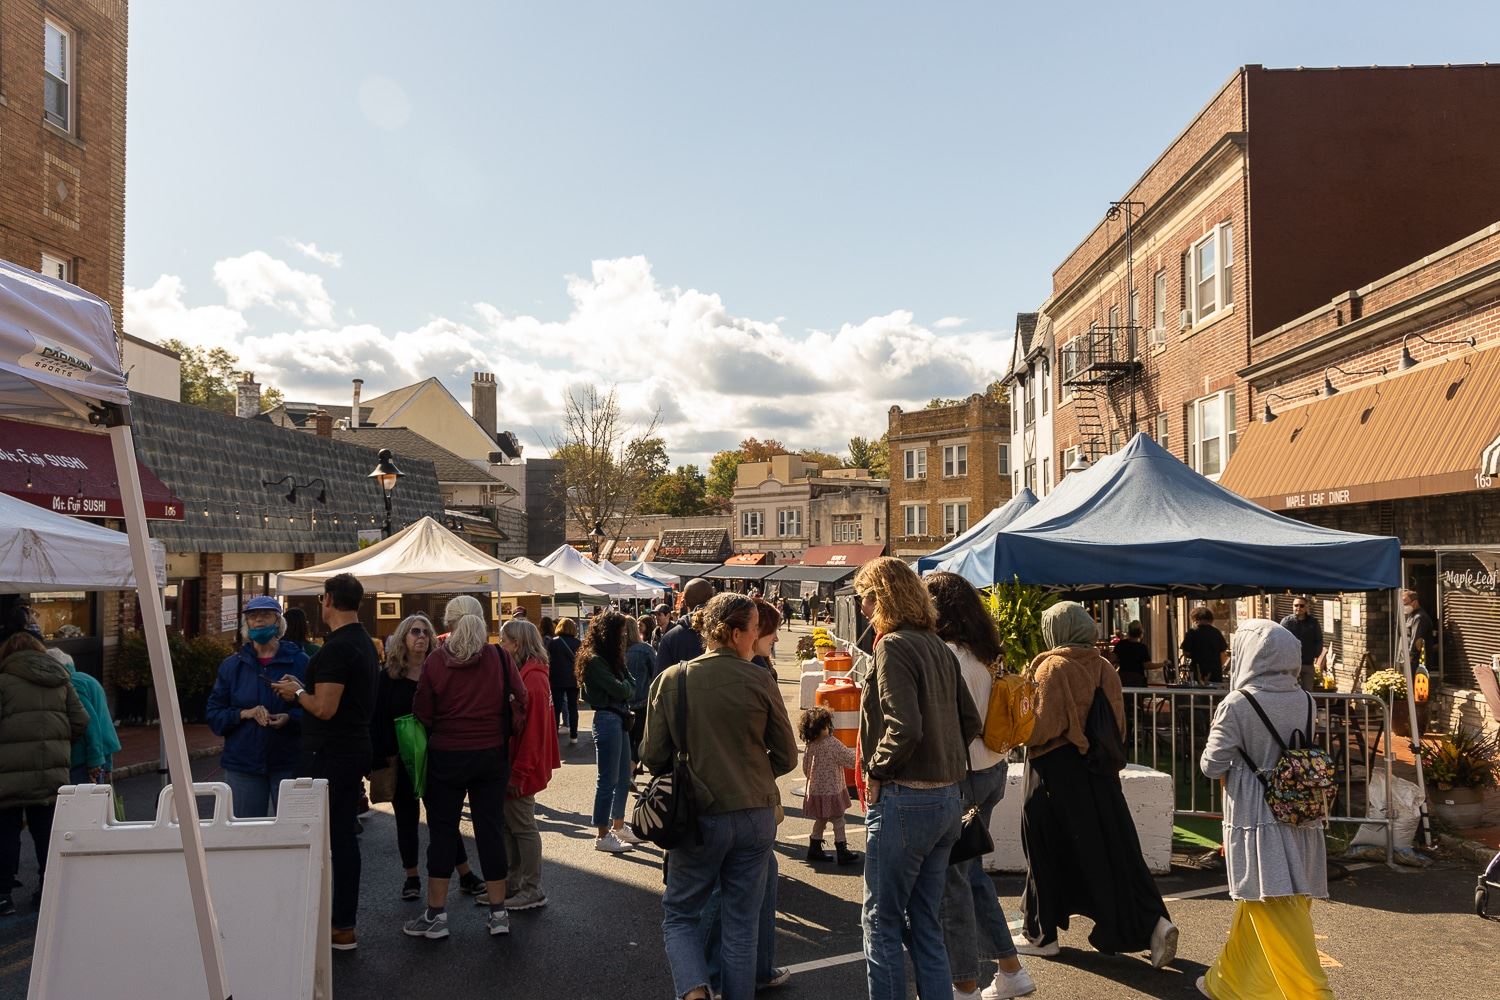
[1121,687,1395,863]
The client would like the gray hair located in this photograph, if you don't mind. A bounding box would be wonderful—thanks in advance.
[499,618,549,666]
[443,595,489,662]
[240,611,286,645]
[385,613,435,679]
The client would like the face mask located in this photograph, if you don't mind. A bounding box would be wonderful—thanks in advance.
[247,625,279,645]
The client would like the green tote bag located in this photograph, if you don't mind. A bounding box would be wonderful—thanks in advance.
[393,713,429,799]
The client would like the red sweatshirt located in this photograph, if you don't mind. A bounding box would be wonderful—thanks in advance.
[413,643,520,752]
[509,657,560,796]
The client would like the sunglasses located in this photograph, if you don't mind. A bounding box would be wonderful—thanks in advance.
[409,627,429,636]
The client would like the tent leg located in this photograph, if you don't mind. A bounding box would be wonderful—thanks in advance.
[108,419,231,1000]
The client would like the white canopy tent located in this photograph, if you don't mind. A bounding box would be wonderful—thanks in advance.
[623,560,680,586]
[539,544,664,599]
[505,557,609,604]
[276,516,554,597]
[0,490,166,592]
[0,260,231,996]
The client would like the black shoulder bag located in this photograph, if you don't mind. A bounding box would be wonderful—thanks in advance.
[630,668,700,849]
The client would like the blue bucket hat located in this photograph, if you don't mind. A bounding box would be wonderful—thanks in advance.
[243,595,283,615]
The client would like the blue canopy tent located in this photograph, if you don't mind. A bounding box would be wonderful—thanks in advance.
[916,489,1038,583]
[984,434,1400,597]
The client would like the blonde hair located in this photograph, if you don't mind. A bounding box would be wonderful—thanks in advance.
[499,618,549,666]
[693,593,758,651]
[853,556,937,635]
[443,595,489,662]
[385,614,435,678]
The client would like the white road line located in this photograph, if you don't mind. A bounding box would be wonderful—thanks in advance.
[782,951,866,975]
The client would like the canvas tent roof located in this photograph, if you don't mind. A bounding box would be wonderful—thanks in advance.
[982,434,1400,597]
[916,489,1039,581]
[623,560,680,586]
[0,491,165,593]
[506,557,609,603]
[277,516,553,596]
[540,545,663,598]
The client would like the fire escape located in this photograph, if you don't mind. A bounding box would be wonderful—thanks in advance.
[1063,201,1146,461]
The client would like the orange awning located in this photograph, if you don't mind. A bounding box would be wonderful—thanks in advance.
[725,552,768,565]
[1221,346,1500,510]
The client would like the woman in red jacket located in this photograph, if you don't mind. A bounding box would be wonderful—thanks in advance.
[496,618,560,911]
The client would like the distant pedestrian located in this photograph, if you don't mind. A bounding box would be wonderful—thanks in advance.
[1198,620,1333,999]
[548,618,581,746]
[49,647,119,788]
[800,596,810,623]
[1114,621,1151,689]
[1279,597,1324,691]
[657,578,714,673]
[627,616,657,761]
[497,618,560,912]
[283,607,321,657]
[579,611,641,853]
[1180,605,1228,685]
[1398,589,1437,674]
[798,707,857,865]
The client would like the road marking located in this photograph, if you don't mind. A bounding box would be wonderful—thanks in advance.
[1317,950,1342,968]
[782,950,866,975]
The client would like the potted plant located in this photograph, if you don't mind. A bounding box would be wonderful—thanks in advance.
[1364,669,1419,737]
[1420,727,1500,828]
[981,578,1058,675]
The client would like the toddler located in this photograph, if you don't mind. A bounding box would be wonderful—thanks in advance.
[799,707,859,865]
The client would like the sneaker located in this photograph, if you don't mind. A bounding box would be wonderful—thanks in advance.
[458,871,486,896]
[594,832,632,853]
[504,889,547,911]
[953,988,981,1000]
[982,967,1037,1000]
[403,910,449,940]
[400,875,420,901]
[1148,917,1178,970]
[331,927,358,951]
[1014,938,1059,958]
[486,908,511,936]
[758,967,791,990]
[614,825,644,845]
[569,736,579,746]
[1195,976,1212,998]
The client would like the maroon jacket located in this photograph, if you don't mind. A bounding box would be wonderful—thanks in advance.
[413,642,527,752]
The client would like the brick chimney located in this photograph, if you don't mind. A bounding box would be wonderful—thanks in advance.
[235,372,261,418]
[472,372,498,443]
[312,409,333,439]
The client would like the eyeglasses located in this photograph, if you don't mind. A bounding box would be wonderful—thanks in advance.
[409,627,429,636]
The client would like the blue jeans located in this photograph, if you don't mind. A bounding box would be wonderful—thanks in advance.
[662,808,775,1000]
[942,762,1017,981]
[702,851,779,990]
[224,767,295,818]
[591,710,633,827]
[863,782,962,1000]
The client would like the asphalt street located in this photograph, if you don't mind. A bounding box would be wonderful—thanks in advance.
[0,625,1495,998]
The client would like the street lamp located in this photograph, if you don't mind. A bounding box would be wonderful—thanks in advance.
[1260,389,1318,423]
[589,520,606,560]
[1322,364,1387,398]
[1066,452,1091,473]
[1399,332,1476,370]
[367,448,404,538]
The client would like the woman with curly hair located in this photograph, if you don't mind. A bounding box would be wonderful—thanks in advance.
[642,593,798,1000]
[853,557,982,1000]
[578,610,640,853]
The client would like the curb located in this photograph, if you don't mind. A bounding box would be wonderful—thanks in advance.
[114,743,223,781]
[1437,832,1497,865]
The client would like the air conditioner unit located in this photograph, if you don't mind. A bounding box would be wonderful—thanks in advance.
[1178,309,1193,330]
[917,472,926,480]
[1148,326,1167,349]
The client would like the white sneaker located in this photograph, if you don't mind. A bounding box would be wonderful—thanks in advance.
[614,825,644,845]
[982,967,1037,1000]
[594,832,632,853]
[953,988,982,1000]
[1149,917,1179,970]
[1196,976,1212,998]
[1014,938,1059,958]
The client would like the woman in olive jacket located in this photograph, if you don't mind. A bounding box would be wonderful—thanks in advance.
[0,632,89,914]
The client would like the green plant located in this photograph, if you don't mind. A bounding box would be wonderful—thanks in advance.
[795,635,817,660]
[981,578,1059,674]
[113,629,233,698]
[1364,668,1407,701]
[114,630,155,691]
[1420,726,1500,790]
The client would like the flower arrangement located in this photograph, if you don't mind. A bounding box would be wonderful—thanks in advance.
[1364,669,1407,702]
[795,634,818,660]
[1420,727,1500,790]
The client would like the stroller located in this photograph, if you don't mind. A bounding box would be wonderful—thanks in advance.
[1475,658,1500,920]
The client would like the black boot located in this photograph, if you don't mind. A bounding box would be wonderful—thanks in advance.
[806,838,832,862]
[835,842,861,866]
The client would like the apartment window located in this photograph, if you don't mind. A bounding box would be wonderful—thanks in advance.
[1186,390,1238,479]
[998,443,1010,476]
[1059,341,1076,402]
[903,504,928,537]
[1024,377,1036,425]
[1186,222,1235,326]
[1156,412,1170,454]
[1108,305,1120,361]
[1153,269,1168,334]
[1040,359,1050,414]
[832,514,862,543]
[1011,391,1021,433]
[943,444,968,478]
[1110,430,1124,453]
[1062,446,1077,475]
[903,448,927,480]
[1013,469,1022,494]
[740,511,764,537]
[1024,462,1036,491]
[39,253,70,283]
[1127,289,1140,359]
[44,21,72,132]
[776,509,801,538]
[1042,457,1051,492]
[942,503,969,538]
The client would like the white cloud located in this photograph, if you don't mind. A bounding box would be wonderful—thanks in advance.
[288,240,344,268]
[934,316,967,329]
[357,76,412,130]
[125,252,1014,467]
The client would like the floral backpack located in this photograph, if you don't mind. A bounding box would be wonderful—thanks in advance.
[1237,691,1336,827]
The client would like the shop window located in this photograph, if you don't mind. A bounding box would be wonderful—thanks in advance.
[29,592,95,639]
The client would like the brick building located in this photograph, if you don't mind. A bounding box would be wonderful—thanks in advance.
[1002,313,1051,497]
[887,394,1011,560]
[729,456,888,565]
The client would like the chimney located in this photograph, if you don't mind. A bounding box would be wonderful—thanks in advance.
[313,409,333,439]
[235,371,261,419]
[350,378,363,433]
[472,372,498,443]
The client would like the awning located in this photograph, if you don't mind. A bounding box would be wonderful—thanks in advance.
[651,561,721,580]
[0,417,184,519]
[725,552,768,565]
[1223,346,1500,510]
[657,527,730,562]
[705,564,780,582]
[801,544,885,567]
[766,564,857,584]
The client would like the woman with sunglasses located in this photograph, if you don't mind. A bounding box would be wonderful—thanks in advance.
[371,614,482,902]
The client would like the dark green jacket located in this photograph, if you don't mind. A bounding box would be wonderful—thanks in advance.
[581,655,636,709]
[859,628,981,785]
[0,651,90,808]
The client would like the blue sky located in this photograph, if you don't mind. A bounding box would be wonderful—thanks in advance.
[122,1,1500,465]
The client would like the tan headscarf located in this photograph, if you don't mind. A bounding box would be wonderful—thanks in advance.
[1042,601,1096,649]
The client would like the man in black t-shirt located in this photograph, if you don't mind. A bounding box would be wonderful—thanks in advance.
[1279,596,1325,691]
[1114,621,1151,688]
[1179,604,1228,686]
[272,572,379,951]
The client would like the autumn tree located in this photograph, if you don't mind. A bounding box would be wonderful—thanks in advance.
[704,437,791,506]
[800,450,844,473]
[551,385,661,549]
[639,465,711,517]
[925,379,1007,409]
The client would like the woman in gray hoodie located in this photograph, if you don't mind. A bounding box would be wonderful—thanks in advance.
[1198,619,1332,999]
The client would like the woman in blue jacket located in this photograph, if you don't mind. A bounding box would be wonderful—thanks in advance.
[206,596,308,817]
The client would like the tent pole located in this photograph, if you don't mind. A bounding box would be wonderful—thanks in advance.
[1396,587,1433,848]
[107,416,231,999]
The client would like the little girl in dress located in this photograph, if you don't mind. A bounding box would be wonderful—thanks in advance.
[799,707,859,865]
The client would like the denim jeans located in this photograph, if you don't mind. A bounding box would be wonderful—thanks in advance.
[224,767,296,818]
[702,851,779,990]
[863,782,962,1000]
[942,762,1017,981]
[591,710,632,828]
[662,808,775,1000]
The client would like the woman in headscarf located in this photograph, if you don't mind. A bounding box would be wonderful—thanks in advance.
[1018,602,1177,970]
[1196,620,1332,999]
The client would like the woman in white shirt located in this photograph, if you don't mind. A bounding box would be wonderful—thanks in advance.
[926,572,1037,1000]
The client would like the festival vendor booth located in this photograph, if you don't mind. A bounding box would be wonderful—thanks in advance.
[915,488,1038,582]
[0,490,166,592]
[540,543,663,601]
[623,559,681,587]
[0,262,239,996]
[507,556,610,619]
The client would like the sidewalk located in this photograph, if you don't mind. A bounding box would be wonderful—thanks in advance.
[112,724,223,779]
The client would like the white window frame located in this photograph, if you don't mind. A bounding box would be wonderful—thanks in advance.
[1041,457,1051,493]
[832,515,862,544]
[776,508,801,538]
[1040,358,1050,414]
[998,443,1010,477]
[740,510,764,538]
[942,444,968,478]
[902,503,928,538]
[1153,269,1168,336]
[39,253,70,283]
[903,448,927,481]
[1059,340,1076,402]
[942,502,969,538]
[44,20,72,133]
[1187,222,1235,326]
[1186,390,1237,480]
[1062,446,1078,475]
[1156,412,1170,455]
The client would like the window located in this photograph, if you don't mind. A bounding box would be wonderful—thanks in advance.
[1062,446,1078,475]
[942,444,968,478]
[903,448,927,480]
[1011,391,1021,433]
[1024,377,1036,425]
[1024,462,1035,491]
[28,591,96,640]
[44,21,71,132]
[1040,359,1050,414]
[1156,412,1170,454]
[1110,430,1124,453]
[1041,457,1051,492]
[1014,469,1022,494]
[1187,390,1238,479]
[1153,269,1168,333]
[1059,340,1076,402]
[832,514,862,543]
[1186,223,1235,326]
[776,509,801,537]
[39,253,70,283]
[1127,289,1140,360]
[740,511,764,537]
[1108,305,1120,360]
[998,443,1010,476]
[942,503,969,538]
[903,504,928,537]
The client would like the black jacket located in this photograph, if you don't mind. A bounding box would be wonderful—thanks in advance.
[1278,614,1323,666]
[547,634,581,689]
[656,615,705,673]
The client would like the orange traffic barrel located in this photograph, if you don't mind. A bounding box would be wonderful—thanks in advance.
[815,676,861,793]
[823,650,853,677]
